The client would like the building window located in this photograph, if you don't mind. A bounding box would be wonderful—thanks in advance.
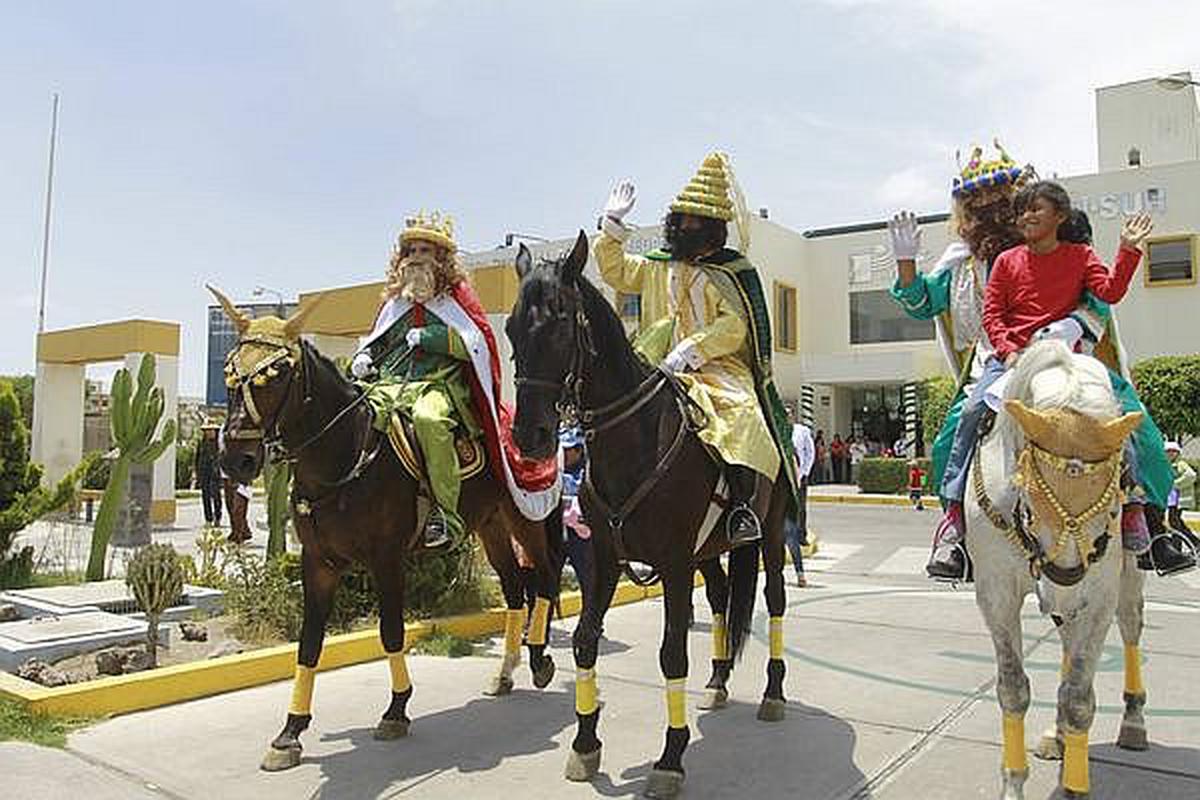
[849,289,935,344]
[617,292,641,320]
[1144,235,1196,286]
[773,281,797,352]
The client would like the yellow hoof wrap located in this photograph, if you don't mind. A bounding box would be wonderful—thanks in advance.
[768,616,784,660]
[1062,730,1090,794]
[1124,644,1144,696]
[528,597,551,647]
[388,652,412,694]
[504,608,525,656]
[288,664,316,715]
[666,678,688,729]
[1002,713,1027,773]
[711,613,728,661]
[575,668,598,716]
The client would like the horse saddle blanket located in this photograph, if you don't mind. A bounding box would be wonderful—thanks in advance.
[386,414,487,482]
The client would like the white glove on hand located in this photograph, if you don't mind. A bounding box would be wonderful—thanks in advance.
[350,351,375,379]
[405,328,423,348]
[888,211,922,261]
[662,343,699,373]
[604,179,637,222]
[1034,317,1084,350]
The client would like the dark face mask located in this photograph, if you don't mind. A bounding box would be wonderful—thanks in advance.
[666,225,714,260]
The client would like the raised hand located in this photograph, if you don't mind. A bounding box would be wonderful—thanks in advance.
[604,179,637,222]
[1120,212,1154,249]
[888,211,922,261]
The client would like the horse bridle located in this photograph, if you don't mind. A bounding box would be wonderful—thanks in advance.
[224,337,377,482]
[974,438,1121,587]
[513,279,706,575]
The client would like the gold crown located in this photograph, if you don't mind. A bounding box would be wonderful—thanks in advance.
[952,139,1028,197]
[670,153,735,221]
[399,210,457,253]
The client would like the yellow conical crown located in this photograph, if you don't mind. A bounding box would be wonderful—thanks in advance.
[670,153,735,221]
[399,210,457,253]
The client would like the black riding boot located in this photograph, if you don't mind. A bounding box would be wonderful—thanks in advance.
[725,465,762,547]
[1137,504,1196,575]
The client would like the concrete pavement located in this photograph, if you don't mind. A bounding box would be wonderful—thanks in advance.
[6,504,1200,798]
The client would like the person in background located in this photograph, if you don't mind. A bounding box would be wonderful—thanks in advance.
[908,459,926,511]
[1166,441,1198,550]
[194,422,223,527]
[217,426,252,543]
[849,436,868,485]
[559,426,594,601]
[830,433,848,484]
[813,430,827,485]
[787,411,816,588]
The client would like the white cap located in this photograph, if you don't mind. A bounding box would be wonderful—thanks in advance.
[1164,441,1182,452]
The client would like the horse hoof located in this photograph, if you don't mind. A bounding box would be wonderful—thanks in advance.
[1035,730,1063,761]
[1117,723,1148,751]
[373,717,410,740]
[999,767,1027,800]
[484,675,514,697]
[697,687,728,710]
[643,768,685,799]
[756,697,786,722]
[1061,789,1089,800]
[564,746,601,782]
[532,656,556,690]
[260,744,302,772]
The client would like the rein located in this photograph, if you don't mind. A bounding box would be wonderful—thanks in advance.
[973,438,1121,587]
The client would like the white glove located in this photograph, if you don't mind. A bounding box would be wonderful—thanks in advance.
[604,179,637,222]
[350,351,374,379]
[888,211,922,261]
[662,343,700,373]
[1034,317,1084,350]
[405,327,423,348]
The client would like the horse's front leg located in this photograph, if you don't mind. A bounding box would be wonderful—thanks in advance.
[261,547,339,772]
[643,567,693,799]
[479,525,528,697]
[371,545,413,740]
[696,557,731,710]
[1057,593,1119,798]
[1115,552,1149,751]
[564,538,619,783]
[975,576,1032,800]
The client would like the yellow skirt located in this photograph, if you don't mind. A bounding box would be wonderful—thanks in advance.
[679,355,780,480]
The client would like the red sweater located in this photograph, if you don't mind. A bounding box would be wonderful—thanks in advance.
[983,242,1142,359]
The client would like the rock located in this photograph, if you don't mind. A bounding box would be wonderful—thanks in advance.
[16,659,72,687]
[123,649,154,673]
[207,641,243,659]
[179,621,209,642]
[0,603,19,623]
[95,649,126,676]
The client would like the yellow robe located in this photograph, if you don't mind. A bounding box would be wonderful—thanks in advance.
[594,230,780,480]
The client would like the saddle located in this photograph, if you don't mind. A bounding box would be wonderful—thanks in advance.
[386,413,487,482]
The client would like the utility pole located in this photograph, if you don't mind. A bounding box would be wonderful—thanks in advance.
[37,93,60,334]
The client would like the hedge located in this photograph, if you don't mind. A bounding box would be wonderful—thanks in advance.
[856,456,933,495]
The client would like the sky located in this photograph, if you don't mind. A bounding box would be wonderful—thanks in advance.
[2,0,1198,396]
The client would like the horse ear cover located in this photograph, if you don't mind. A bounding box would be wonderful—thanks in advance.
[514,243,532,280]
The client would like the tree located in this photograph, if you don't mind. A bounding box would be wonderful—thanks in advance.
[1131,355,1200,446]
[86,355,176,581]
[918,375,958,449]
[0,382,86,588]
[0,375,34,430]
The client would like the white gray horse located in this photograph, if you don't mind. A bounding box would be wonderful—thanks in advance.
[967,339,1147,800]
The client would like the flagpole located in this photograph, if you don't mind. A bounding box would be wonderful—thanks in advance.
[37,93,60,334]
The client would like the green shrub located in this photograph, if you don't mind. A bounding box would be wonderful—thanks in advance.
[175,438,196,490]
[225,551,302,643]
[409,630,478,658]
[180,525,234,590]
[83,452,111,490]
[857,456,932,495]
[919,375,958,448]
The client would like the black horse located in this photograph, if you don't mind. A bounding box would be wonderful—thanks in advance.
[505,232,790,798]
[208,287,563,773]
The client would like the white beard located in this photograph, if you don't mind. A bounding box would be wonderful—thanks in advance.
[398,258,437,304]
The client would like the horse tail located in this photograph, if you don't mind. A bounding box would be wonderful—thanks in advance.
[725,540,760,662]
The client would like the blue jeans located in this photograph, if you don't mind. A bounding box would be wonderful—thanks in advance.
[940,356,1007,504]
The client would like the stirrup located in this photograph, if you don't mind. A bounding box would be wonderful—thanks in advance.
[423,512,451,549]
[1140,533,1197,577]
[927,541,972,585]
[726,503,761,546]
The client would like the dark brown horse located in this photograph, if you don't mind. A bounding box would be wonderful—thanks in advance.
[505,233,791,799]
[208,288,563,773]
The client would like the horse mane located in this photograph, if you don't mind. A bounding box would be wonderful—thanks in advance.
[300,339,360,404]
[998,339,1120,454]
[571,270,650,386]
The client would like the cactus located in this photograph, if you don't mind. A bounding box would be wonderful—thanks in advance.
[125,543,184,668]
[86,354,177,580]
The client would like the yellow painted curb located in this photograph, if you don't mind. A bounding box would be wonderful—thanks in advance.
[809,493,913,507]
[0,576,693,719]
